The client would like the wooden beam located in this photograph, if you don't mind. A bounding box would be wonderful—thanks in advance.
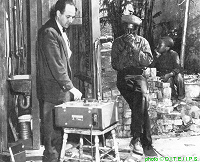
[90,0,101,100]
[0,0,8,152]
[29,0,40,149]
[82,0,101,99]
[180,0,190,68]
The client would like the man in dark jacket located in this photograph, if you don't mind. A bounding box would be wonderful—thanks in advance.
[111,14,154,155]
[37,0,82,161]
[153,36,185,101]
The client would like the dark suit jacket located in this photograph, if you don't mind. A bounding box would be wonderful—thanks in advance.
[37,18,73,104]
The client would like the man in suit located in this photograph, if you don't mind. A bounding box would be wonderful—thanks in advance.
[37,0,82,161]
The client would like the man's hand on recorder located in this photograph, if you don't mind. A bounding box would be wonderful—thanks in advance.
[69,87,82,100]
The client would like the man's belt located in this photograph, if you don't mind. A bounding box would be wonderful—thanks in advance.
[118,66,144,76]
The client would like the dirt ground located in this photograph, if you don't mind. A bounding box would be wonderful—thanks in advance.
[0,134,200,162]
[118,135,200,162]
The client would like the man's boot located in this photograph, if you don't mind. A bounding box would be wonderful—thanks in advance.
[42,148,59,162]
[43,137,59,162]
[129,137,143,155]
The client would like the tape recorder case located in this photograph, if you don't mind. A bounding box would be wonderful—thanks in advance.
[55,100,119,130]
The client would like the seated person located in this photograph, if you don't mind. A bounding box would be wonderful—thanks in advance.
[152,36,185,101]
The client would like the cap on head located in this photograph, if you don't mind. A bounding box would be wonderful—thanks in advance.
[161,36,174,48]
[122,15,142,28]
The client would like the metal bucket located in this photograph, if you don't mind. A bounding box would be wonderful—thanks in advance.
[18,115,32,140]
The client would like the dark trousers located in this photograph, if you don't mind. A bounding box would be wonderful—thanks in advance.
[117,74,152,146]
[168,73,185,100]
[41,101,63,160]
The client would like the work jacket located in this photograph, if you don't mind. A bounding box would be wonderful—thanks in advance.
[111,34,153,76]
[37,18,73,104]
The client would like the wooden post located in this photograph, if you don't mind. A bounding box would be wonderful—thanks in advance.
[30,0,40,149]
[0,0,8,152]
[82,0,101,99]
[180,0,190,68]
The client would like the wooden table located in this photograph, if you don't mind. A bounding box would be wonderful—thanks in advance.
[60,123,120,162]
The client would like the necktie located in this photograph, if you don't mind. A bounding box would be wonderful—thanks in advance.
[63,27,67,32]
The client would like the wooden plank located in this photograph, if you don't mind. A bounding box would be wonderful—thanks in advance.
[82,0,92,80]
[21,0,28,74]
[82,0,101,99]
[63,123,119,136]
[25,145,44,161]
[8,0,16,76]
[90,0,101,99]
[68,26,82,88]
[30,0,40,149]
[0,0,8,152]
[8,117,18,141]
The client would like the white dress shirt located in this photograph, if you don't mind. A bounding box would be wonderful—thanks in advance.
[56,20,72,58]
